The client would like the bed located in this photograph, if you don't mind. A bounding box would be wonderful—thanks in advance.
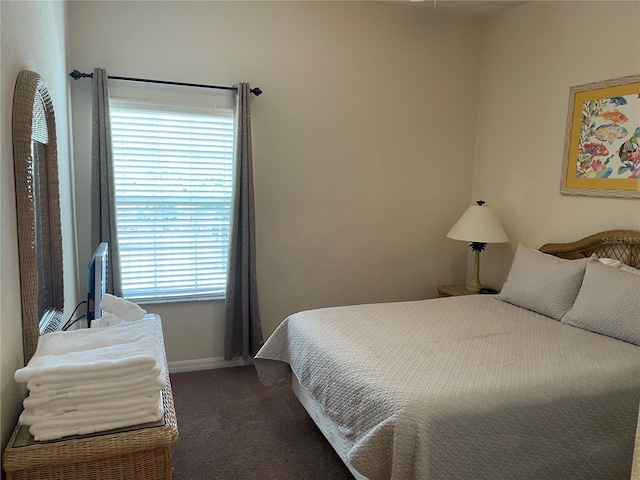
[254,230,640,480]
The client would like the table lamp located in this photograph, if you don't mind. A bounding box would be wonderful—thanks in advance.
[447,200,509,292]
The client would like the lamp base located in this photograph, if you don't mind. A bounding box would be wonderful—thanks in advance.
[466,248,484,293]
[465,282,482,293]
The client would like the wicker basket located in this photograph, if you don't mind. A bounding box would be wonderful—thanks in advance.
[2,316,179,480]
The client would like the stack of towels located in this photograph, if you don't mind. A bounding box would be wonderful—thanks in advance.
[14,297,165,441]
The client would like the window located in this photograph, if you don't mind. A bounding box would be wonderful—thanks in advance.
[110,101,234,301]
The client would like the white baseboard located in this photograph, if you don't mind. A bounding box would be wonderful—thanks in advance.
[168,356,254,374]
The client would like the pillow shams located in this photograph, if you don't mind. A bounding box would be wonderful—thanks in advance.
[562,257,640,346]
[497,244,589,320]
[598,257,640,276]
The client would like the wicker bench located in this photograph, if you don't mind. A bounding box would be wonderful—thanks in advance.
[2,315,179,480]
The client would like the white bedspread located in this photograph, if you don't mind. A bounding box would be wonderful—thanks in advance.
[254,295,640,480]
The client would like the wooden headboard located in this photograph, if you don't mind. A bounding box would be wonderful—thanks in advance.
[539,229,640,269]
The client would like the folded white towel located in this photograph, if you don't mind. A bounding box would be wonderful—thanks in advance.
[24,381,165,412]
[100,294,147,322]
[93,312,123,328]
[27,399,164,441]
[29,410,165,441]
[27,394,160,417]
[34,318,156,357]
[22,392,161,419]
[15,320,160,384]
[21,393,162,423]
[25,374,166,401]
[15,337,159,384]
[26,363,162,390]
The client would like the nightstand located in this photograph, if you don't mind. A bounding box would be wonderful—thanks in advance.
[437,284,498,298]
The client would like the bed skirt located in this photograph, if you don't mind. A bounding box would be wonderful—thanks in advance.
[291,373,369,480]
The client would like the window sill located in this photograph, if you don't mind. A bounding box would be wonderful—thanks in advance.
[127,295,225,305]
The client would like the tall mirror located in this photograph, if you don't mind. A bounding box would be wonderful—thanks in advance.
[13,70,64,364]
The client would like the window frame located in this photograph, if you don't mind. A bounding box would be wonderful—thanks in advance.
[109,98,235,303]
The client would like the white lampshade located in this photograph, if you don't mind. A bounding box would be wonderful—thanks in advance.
[447,203,508,243]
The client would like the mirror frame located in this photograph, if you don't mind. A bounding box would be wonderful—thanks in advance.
[13,70,64,364]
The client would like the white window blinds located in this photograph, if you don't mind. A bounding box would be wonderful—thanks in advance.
[110,101,235,301]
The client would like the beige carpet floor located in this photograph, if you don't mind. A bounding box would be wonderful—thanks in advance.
[170,365,355,480]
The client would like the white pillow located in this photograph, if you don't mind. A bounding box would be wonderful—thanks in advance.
[598,257,623,267]
[497,244,589,320]
[598,257,640,276]
[562,256,640,346]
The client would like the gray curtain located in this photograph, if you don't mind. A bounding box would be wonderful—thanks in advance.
[91,68,122,297]
[224,83,264,360]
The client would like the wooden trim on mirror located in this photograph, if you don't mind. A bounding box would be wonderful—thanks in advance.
[13,71,64,364]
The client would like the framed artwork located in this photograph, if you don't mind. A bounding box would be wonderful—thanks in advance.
[561,74,640,198]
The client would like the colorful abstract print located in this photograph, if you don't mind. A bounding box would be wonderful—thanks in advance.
[576,94,640,179]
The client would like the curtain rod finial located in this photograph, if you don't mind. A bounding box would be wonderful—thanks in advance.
[69,70,93,80]
[251,87,263,96]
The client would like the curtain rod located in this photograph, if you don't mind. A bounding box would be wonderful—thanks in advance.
[69,70,263,96]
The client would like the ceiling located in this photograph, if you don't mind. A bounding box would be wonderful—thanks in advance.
[404,0,527,17]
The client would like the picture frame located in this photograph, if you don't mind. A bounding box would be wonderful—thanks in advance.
[561,74,640,198]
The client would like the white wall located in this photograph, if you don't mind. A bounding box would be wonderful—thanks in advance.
[472,0,640,288]
[67,1,484,363]
[0,0,78,456]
